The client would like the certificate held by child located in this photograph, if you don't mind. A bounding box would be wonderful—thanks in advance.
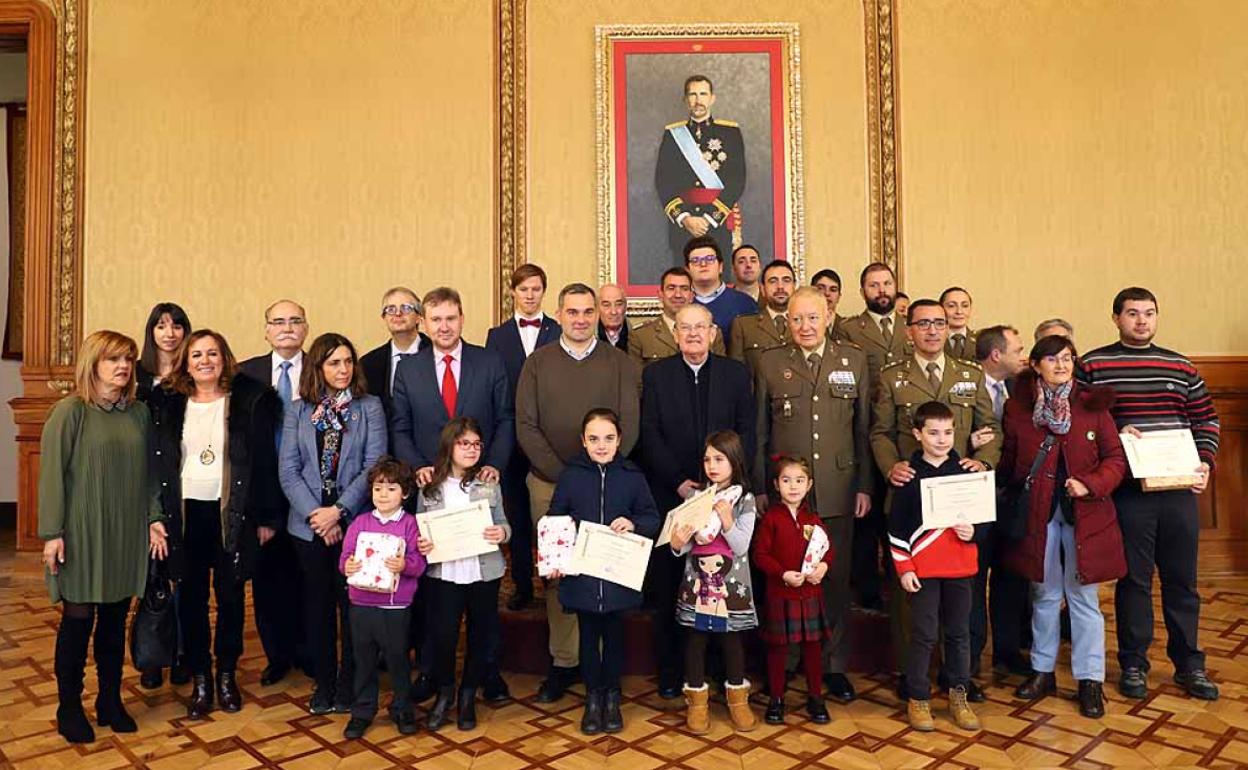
[415,499,499,564]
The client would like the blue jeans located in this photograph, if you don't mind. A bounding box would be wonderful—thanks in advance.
[1030,512,1105,682]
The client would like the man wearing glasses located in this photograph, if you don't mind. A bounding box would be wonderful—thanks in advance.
[684,236,758,338]
[869,298,999,702]
[638,302,755,698]
[237,299,312,688]
[360,286,432,440]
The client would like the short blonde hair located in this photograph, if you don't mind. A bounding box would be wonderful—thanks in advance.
[74,330,139,403]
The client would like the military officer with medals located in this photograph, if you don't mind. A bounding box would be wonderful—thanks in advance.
[629,266,724,368]
[870,298,1000,701]
[656,74,746,263]
[729,259,796,377]
[940,286,978,360]
[753,286,872,703]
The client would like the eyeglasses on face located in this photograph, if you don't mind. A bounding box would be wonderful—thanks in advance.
[455,439,484,450]
[908,319,948,330]
[676,322,713,334]
[1042,354,1075,366]
[266,317,306,327]
[687,255,719,266]
[382,303,420,317]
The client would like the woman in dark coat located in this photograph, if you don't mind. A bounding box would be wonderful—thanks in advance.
[1000,334,1126,718]
[148,329,283,719]
[548,408,660,736]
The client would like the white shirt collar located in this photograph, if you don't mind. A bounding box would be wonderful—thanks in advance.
[767,306,786,321]
[693,282,727,303]
[914,352,947,375]
[514,311,544,325]
[390,337,421,357]
[560,336,598,361]
[371,507,405,525]
[684,355,708,376]
[271,350,302,373]
[434,341,464,362]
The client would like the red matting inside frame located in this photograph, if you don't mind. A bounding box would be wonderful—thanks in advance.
[612,38,788,298]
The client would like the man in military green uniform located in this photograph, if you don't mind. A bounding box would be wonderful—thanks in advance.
[940,286,977,360]
[656,74,745,264]
[870,298,1000,700]
[754,286,872,703]
[729,259,795,377]
[838,262,912,382]
[812,268,848,342]
[629,266,724,368]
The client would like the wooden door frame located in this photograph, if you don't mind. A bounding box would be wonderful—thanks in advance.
[4,0,85,551]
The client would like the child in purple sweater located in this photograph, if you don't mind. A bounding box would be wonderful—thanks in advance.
[339,457,426,740]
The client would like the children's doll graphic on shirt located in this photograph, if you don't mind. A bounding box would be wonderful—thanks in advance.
[684,539,753,632]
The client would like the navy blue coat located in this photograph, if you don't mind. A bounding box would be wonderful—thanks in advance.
[552,452,661,614]
[391,342,515,472]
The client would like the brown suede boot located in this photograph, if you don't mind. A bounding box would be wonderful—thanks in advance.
[682,684,710,735]
[949,685,981,731]
[725,681,758,732]
[907,698,935,732]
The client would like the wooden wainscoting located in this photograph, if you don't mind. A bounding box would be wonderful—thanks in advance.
[1193,356,1248,575]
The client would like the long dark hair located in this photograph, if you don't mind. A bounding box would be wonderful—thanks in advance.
[163,329,238,395]
[703,430,749,489]
[298,333,368,402]
[424,417,484,503]
[139,302,192,375]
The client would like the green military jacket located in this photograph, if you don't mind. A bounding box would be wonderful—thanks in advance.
[945,328,979,361]
[869,356,1002,474]
[729,307,789,378]
[753,341,872,518]
[838,310,914,386]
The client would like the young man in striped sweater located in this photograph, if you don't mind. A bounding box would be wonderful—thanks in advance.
[1078,286,1220,702]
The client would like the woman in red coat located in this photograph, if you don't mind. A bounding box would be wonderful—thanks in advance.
[999,334,1126,719]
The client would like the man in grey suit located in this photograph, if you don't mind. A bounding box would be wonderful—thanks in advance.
[237,299,309,687]
[391,286,516,704]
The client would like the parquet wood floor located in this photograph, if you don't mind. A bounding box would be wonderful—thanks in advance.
[2,538,1246,769]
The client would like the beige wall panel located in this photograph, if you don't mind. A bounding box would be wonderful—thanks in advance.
[84,0,495,356]
[899,0,1248,354]
[528,0,872,314]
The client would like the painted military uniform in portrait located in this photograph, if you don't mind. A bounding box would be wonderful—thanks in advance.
[656,116,745,264]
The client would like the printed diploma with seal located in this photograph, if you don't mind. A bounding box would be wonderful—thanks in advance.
[1120,429,1204,491]
[414,499,498,564]
[920,470,997,529]
[570,521,653,591]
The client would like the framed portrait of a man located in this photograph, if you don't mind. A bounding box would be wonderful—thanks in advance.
[595,23,805,314]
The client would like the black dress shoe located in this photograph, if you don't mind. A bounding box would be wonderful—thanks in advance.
[307,689,335,715]
[139,669,163,690]
[426,686,455,731]
[457,688,478,730]
[56,704,95,744]
[187,674,214,719]
[482,672,511,703]
[764,697,785,725]
[824,673,856,703]
[1014,671,1057,700]
[993,655,1033,677]
[1174,669,1219,701]
[965,679,986,704]
[581,690,604,735]
[657,682,682,700]
[260,663,290,687]
[332,697,353,714]
[411,673,436,703]
[1077,680,1105,718]
[603,688,623,733]
[806,696,830,724]
[1118,667,1148,700]
[343,717,371,739]
[393,709,418,735]
[216,670,242,713]
[506,589,533,612]
[169,661,192,686]
[535,667,574,703]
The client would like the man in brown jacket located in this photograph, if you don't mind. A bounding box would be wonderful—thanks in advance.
[838,262,913,382]
[753,286,873,703]
[729,259,794,377]
[516,282,641,703]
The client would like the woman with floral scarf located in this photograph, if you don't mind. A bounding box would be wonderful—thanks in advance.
[279,333,386,715]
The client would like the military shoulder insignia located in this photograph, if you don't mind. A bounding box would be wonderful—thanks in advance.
[713,118,739,127]
[881,360,905,372]
[838,339,862,350]
[961,360,983,370]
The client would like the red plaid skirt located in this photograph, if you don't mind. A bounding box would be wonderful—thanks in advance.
[761,594,831,645]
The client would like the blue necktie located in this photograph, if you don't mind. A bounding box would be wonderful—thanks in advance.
[275,360,293,450]
[992,381,1006,420]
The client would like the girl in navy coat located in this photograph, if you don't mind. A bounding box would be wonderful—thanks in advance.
[547,408,660,736]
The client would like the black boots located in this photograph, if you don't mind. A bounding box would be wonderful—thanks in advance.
[426,686,456,731]
[1078,679,1105,718]
[581,690,604,735]
[92,606,136,733]
[457,688,478,730]
[54,613,95,744]
[603,688,623,733]
[188,673,214,719]
[216,670,242,712]
[1014,671,1057,700]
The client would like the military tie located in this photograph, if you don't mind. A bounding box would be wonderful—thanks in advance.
[880,316,894,346]
[773,314,787,340]
[992,380,1007,420]
[807,352,821,376]
[926,361,941,392]
[951,333,966,359]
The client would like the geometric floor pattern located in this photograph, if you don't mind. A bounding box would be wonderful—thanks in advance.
[2,538,1247,768]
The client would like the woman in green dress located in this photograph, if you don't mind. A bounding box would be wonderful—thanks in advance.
[39,330,160,744]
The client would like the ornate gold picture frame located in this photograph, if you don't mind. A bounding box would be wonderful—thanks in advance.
[594,23,805,316]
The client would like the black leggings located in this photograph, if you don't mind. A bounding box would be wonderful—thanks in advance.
[684,630,745,689]
[180,499,245,675]
[577,611,624,692]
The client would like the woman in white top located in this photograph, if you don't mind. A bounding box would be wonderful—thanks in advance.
[147,330,283,720]
[415,417,510,732]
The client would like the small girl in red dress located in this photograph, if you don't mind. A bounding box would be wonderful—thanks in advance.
[751,454,834,725]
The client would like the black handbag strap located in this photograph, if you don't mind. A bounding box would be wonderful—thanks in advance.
[1022,434,1058,489]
